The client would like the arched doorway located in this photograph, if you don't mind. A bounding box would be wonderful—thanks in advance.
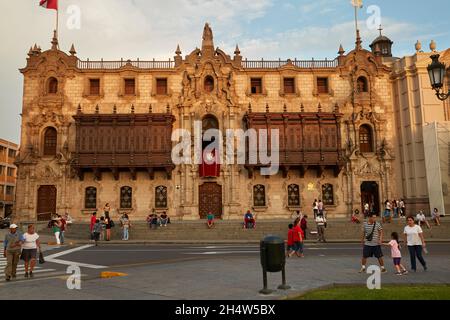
[37,185,57,221]
[199,183,223,219]
[361,182,380,216]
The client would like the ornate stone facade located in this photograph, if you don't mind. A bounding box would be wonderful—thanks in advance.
[15,25,400,222]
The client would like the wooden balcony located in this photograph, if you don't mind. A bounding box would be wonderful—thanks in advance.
[72,111,176,181]
[244,112,345,178]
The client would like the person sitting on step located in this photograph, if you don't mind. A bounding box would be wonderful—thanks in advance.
[244,210,256,229]
[207,212,215,229]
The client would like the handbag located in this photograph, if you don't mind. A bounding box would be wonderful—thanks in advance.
[366,222,377,242]
[39,251,46,264]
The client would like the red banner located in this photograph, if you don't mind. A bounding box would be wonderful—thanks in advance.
[39,0,58,10]
[199,150,220,178]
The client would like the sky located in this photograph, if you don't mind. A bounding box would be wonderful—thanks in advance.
[0,0,449,144]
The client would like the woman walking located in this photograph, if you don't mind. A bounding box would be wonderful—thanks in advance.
[21,225,41,278]
[404,216,428,272]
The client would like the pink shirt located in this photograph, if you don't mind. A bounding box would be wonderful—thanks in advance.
[389,240,402,258]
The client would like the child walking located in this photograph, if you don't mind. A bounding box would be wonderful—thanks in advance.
[286,224,294,258]
[93,219,102,246]
[384,232,408,276]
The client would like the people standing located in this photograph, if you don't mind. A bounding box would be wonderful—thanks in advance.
[383,232,408,276]
[364,203,370,218]
[103,203,111,216]
[399,199,406,218]
[21,225,41,278]
[59,215,67,245]
[92,219,102,246]
[383,200,392,223]
[404,216,428,272]
[288,219,304,258]
[360,213,387,274]
[432,208,441,226]
[313,199,319,219]
[300,215,308,240]
[90,212,97,235]
[318,200,324,216]
[3,224,22,282]
[315,213,327,243]
[100,216,106,241]
[120,214,131,241]
[52,218,62,245]
[104,213,113,241]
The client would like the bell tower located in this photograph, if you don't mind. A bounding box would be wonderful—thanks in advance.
[201,23,215,58]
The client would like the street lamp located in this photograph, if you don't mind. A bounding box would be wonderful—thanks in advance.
[428,54,450,101]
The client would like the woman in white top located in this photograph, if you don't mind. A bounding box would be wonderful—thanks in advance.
[21,224,41,278]
[404,216,428,272]
[431,208,441,226]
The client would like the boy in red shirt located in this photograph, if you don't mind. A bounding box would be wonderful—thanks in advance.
[286,224,295,257]
[288,220,305,258]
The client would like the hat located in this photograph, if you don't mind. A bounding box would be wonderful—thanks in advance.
[9,224,18,229]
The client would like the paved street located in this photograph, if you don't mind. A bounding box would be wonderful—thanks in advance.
[0,243,449,300]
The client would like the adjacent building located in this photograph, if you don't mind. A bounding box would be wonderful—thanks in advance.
[0,139,18,217]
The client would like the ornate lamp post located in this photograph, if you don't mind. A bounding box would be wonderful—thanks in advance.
[428,54,450,101]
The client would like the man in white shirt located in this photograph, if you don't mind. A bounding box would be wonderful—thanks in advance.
[315,214,327,243]
[416,211,431,229]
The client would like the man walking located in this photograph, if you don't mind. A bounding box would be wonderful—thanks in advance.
[3,224,23,282]
[360,213,387,273]
[315,214,327,243]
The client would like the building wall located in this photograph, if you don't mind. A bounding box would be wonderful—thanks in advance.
[15,30,399,222]
[390,48,450,213]
[0,139,18,217]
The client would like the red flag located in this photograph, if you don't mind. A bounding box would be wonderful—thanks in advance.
[40,0,58,10]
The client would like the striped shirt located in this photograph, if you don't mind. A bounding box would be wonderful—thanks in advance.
[363,222,383,246]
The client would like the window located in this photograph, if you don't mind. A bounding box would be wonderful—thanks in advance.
[322,184,334,206]
[120,186,133,209]
[253,185,266,207]
[359,125,374,153]
[85,187,97,209]
[288,184,300,207]
[43,127,57,156]
[284,78,295,94]
[89,79,100,95]
[48,77,58,94]
[251,78,262,94]
[0,185,4,195]
[0,166,4,176]
[6,186,14,196]
[124,79,136,95]
[357,76,368,93]
[8,149,16,159]
[0,146,6,156]
[204,76,214,93]
[155,186,168,209]
[317,77,329,94]
[7,168,15,177]
[156,78,168,95]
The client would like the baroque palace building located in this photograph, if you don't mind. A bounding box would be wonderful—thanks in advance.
[15,24,420,222]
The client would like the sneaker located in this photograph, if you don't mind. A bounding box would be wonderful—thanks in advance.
[381,268,387,273]
[24,272,29,278]
[359,267,366,274]
[395,272,403,276]
[402,270,409,275]
[424,266,428,272]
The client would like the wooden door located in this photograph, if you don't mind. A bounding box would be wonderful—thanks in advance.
[37,185,57,221]
[199,183,222,219]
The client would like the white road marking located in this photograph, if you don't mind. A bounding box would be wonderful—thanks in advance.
[44,245,107,269]
[184,251,260,255]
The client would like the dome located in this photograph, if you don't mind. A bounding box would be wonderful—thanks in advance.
[370,27,394,57]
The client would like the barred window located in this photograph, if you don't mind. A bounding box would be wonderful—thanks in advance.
[85,187,97,209]
[43,127,57,156]
[120,186,133,209]
[253,185,266,207]
[288,184,300,207]
[322,184,334,206]
[155,186,168,209]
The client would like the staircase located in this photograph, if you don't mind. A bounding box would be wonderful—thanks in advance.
[31,218,450,242]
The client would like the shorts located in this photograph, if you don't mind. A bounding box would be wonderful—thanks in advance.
[21,249,37,261]
[293,242,304,254]
[93,232,100,241]
[363,245,383,259]
[393,258,402,266]
[287,245,293,251]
